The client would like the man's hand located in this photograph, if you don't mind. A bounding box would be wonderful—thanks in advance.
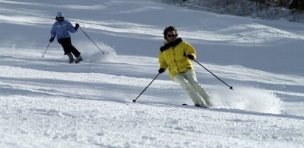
[75,23,80,30]
[158,68,165,73]
[49,37,55,42]
[187,54,194,60]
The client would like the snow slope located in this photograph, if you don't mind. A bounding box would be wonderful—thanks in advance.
[0,0,303,147]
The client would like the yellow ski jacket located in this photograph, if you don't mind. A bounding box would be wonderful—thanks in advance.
[159,38,196,80]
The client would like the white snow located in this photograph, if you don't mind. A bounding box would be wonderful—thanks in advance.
[0,0,303,147]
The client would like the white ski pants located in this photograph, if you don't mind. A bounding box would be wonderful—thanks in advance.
[173,70,212,106]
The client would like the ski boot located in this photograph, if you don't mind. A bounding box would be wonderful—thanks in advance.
[67,53,74,63]
[75,55,83,63]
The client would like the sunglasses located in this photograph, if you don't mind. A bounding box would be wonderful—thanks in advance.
[167,34,177,38]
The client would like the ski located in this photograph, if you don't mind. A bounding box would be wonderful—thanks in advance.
[75,58,83,63]
[182,103,209,108]
[67,60,82,64]
[75,60,82,63]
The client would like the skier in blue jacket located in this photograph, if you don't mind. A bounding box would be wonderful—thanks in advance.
[49,12,82,63]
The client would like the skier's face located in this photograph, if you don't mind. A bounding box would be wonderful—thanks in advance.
[166,31,177,42]
[56,17,64,21]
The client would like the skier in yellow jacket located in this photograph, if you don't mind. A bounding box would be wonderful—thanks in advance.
[158,26,212,108]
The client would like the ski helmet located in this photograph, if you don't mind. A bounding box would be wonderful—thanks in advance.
[56,12,64,17]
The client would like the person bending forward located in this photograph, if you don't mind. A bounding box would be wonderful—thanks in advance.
[158,26,212,108]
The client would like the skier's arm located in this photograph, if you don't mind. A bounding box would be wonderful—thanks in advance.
[159,52,168,70]
[50,24,56,38]
[67,21,77,33]
[185,43,196,60]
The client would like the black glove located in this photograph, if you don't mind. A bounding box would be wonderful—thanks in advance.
[158,68,165,73]
[74,23,79,30]
[187,54,194,60]
[49,37,55,43]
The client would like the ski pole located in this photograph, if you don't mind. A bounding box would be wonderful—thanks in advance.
[194,59,233,90]
[133,73,160,103]
[79,27,105,54]
[42,42,51,57]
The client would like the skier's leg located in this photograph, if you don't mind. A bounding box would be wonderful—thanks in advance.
[65,38,81,59]
[58,38,74,62]
[174,73,207,107]
[184,70,213,106]
[58,38,71,55]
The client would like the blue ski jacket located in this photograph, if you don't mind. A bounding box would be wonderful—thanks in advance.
[50,20,77,40]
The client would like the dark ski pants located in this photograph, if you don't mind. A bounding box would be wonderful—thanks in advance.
[58,37,81,57]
